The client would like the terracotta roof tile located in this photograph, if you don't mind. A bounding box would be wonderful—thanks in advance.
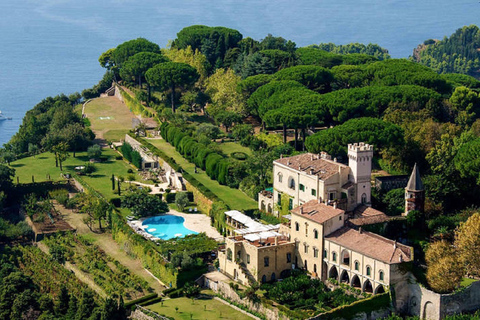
[349,205,391,226]
[291,200,344,224]
[275,153,347,180]
[325,227,412,264]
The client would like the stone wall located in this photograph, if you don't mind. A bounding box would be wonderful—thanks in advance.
[394,276,480,320]
[200,274,287,320]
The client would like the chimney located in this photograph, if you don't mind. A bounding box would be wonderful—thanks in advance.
[394,240,397,249]
[334,157,337,162]
[318,198,321,204]
[298,166,301,171]
[333,202,337,209]
[359,227,362,234]
[287,160,290,165]
[280,154,283,159]
[300,206,303,214]
[310,154,313,161]
[275,236,278,246]
[310,168,314,175]
[399,254,403,262]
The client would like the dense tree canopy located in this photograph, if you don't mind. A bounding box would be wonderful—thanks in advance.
[316,42,391,60]
[413,25,480,77]
[272,65,333,93]
[173,25,243,69]
[366,59,452,94]
[119,52,168,87]
[145,62,199,112]
[111,38,161,67]
[305,117,405,158]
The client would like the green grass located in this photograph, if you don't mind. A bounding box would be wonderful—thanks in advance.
[148,139,257,211]
[84,97,135,142]
[10,148,148,200]
[147,290,253,320]
[461,277,477,288]
[217,142,252,156]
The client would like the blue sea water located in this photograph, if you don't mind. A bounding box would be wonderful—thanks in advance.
[0,0,479,146]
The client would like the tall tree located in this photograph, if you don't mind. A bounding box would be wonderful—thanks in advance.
[145,62,199,113]
[112,38,160,67]
[425,241,463,293]
[52,142,70,171]
[119,52,167,87]
[455,212,480,277]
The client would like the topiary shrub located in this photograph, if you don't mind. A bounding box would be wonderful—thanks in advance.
[165,192,176,203]
[230,152,248,160]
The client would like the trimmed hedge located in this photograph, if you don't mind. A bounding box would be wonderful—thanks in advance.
[160,123,232,186]
[124,293,158,309]
[131,133,221,203]
[138,296,163,307]
[117,85,155,118]
[128,133,230,234]
[120,142,141,169]
[165,192,176,203]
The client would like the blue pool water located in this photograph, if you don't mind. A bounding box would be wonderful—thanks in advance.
[142,215,197,240]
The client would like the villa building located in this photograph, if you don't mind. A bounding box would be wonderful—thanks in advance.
[258,143,374,215]
[219,200,413,294]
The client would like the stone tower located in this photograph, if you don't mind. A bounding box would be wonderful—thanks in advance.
[404,163,424,216]
[348,142,374,206]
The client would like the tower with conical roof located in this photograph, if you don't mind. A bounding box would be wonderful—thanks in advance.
[404,163,424,216]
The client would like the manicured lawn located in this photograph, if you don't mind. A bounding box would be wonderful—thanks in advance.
[461,277,477,288]
[147,290,253,320]
[10,148,147,200]
[84,96,135,141]
[147,138,257,211]
[217,142,252,156]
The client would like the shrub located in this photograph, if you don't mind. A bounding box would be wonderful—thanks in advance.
[127,168,134,173]
[49,189,69,206]
[175,192,190,211]
[165,193,176,203]
[230,152,248,160]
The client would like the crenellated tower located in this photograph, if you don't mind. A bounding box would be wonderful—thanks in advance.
[348,142,374,206]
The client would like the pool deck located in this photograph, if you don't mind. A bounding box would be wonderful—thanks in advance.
[130,210,223,241]
[167,209,224,240]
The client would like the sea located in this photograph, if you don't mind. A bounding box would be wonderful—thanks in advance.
[0,0,479,146]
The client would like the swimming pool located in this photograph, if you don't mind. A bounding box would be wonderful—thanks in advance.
[142,215,197,240]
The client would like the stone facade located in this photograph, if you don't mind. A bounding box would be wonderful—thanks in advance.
[124,134,159,170]
[218,234,295,284]
[265,142,373,216]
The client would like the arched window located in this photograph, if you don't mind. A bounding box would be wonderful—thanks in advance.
[341,249,350,266]
[227,248,232,261]
[278,173,283,183]
[288,177,295,190]
[261,275,267,283]
[354,261,359,271]
[271,273,276,281]
[366,265,371,276]
[379,270,384,281]
[314,229,319,239]
[264,257,269,267]
[361,193,367,204]
[332,252,337,262]
[237,251,241,261]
